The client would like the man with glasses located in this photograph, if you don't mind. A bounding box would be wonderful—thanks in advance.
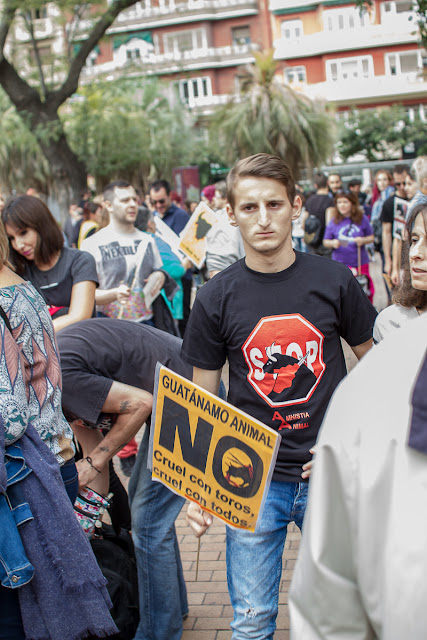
[149,179,192,335]
[380,164,409,281]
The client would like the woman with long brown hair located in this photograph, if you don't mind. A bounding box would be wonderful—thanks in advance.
[374,202,427,342]
[2,195,98,332]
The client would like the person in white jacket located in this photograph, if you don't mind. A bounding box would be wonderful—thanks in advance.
[289,312,427,640]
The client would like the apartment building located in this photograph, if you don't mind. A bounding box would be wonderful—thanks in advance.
[271,0,427,120]
[79,0,272,113]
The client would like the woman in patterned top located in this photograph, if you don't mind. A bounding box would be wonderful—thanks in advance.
[0,218,77,500]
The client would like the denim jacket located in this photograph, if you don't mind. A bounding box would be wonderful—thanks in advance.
[0,442,35,589]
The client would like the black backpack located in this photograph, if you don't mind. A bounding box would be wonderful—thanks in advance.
[304,215,323,247]
[89,524,139,639]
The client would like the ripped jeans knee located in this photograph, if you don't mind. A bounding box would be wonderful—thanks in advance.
[225,481,308,640]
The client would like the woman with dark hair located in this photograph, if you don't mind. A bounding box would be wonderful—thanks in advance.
[2,195,98,332]
[374,203,427,342]
[323,192,375,301]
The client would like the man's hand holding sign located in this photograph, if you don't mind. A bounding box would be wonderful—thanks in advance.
[149,364,281,536]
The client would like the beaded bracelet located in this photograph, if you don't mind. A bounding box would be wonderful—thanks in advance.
[84,456,102,474]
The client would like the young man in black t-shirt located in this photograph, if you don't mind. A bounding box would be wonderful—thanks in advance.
[181,153,377,640]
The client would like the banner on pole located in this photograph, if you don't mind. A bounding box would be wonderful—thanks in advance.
[149,365,281,532]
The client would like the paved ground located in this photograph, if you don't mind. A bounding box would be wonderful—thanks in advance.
[117,255,388,639]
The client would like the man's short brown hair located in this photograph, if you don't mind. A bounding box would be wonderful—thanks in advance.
[226,154,296,209]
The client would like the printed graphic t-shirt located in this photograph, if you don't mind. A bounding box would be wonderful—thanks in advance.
[81,226,163,321]
[181,252,377,482]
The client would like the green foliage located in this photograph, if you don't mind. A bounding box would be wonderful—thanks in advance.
[337,105,427,162]
[209,51,335,179]
[0,89,50,194]
[63,78,197,187]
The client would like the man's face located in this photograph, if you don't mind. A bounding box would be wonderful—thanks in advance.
[227,176,301,263]
[108,186,138,225]
[349,184,361,195]
[393,171,408,199]
[405,175,419,201]
[214,190,227,210]
[149,187,171,218]
[328,174,342,194]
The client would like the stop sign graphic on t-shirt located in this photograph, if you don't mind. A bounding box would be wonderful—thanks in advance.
[242,314,325,408]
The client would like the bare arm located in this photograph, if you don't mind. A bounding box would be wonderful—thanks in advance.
[351,338,373,360]
[53,280,96,332]
[382,222,393,275]
[75,381,153,489]
[186,367,222,536]
[391,236,402,286]
[95,284,131,306]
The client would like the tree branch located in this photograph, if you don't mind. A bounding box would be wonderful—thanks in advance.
[51,0,139,108]
[0,0,17,58]
[0,56,43,118]
[20,10,48,100]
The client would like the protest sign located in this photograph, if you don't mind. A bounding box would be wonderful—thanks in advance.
[154,216,184,259]
[393,197,409,240]
[178,202,220,269]
[149,365,281,532]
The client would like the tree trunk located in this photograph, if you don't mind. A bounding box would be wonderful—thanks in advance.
[38,127,87,224]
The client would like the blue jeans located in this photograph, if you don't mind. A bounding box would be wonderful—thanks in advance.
[128,425,188,640]
[60,458,79,504]
[226,480,308,640]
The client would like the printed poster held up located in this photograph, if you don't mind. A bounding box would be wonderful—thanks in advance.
[149,365,281,532]
[178,202,220,269]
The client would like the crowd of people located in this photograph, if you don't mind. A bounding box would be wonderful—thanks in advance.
[0,152,426,640]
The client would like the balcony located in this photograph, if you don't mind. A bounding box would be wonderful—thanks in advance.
[83,41,260,78]
[303,71,427,106]
[270,0,320,12]
[111,0,258,30]
[274,13,418,59]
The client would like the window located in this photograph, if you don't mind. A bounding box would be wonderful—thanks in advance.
[326,56,373,82]
[284,66,307,84]
[323,7,368,31]
[164,28,206,55]
[385,50,422,75]
[232,26,251,46]
[32,6,48,20]
[126,49,141,60]
[29,44,51,65]
[381,1,413,20]
[281,19,303,40]
[178,76,212,106]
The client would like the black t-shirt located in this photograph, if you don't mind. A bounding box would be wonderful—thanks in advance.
[57,318,192,426]
[24,247,98,308]
[181,252,377,482]
[380,194,408,228]
[304,193,333,233]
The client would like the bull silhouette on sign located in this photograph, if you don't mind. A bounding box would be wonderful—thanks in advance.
[225,453,253,488]
[263,342,317,403]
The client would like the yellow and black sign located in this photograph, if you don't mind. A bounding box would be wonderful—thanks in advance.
[149,365,281,531]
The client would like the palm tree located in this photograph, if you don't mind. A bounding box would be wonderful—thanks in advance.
[211,50,335,179]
